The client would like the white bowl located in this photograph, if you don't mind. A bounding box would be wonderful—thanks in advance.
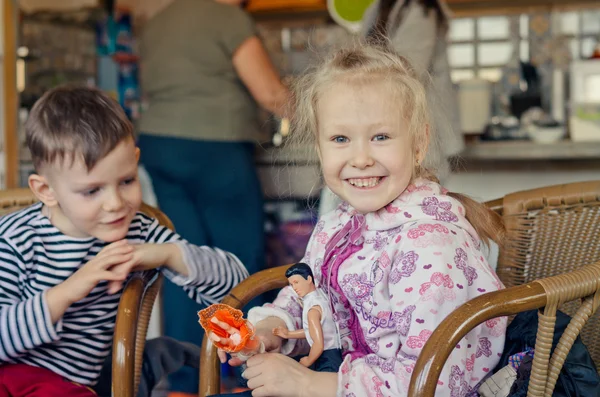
[528,126,566,144]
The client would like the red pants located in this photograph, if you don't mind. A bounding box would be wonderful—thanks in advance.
[0,364,97,397]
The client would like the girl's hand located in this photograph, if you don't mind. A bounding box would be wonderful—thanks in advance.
[222,317,287,367]
[243,353,313,397]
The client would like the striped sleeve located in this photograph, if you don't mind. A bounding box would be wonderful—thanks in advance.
[0,238,62,362]
[143,219,249,305]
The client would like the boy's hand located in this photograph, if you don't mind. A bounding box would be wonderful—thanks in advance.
[46,240,134,323]
[122,243,185,274]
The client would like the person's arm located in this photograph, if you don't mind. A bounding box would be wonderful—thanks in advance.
[301,307,324,367]
[141,217,249,305]
[0,238,63,361]
[233,36,290,118]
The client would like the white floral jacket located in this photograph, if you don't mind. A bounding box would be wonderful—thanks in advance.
[249,179,506,397]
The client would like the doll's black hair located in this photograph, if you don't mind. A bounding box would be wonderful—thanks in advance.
[285,262,314,281]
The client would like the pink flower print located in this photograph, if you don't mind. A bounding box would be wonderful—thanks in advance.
[389,251,418,284]
[449,365,469,397]
[485,318,507,337]
[314,220,325,234]
[465,353,475,371]
[419,272,456,304]
[342,273,373,305]
[406,329,433,349]
[369,375,385,397]
[407,183,433,193]
[476,337,492,358]
[366,232,388,251]
[385,204,401,213]
[366,336,380,354]
[316,232,329,244]
[377,251,392,269]
[392,305,416,336]
[454,248,478,286]
[407,223,450,239]
[407,223,453,248]
[421,197,459,223]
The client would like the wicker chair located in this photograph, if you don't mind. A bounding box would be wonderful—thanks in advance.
[0,188,171,397]
[408,260,600,397]
[199,180,600,397]
[495,181,600,368]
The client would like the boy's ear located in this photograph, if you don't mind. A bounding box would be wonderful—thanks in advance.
[135,147,140,162]
[28,173,58,207]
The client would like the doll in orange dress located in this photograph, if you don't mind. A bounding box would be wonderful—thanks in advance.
[198,304,265,362]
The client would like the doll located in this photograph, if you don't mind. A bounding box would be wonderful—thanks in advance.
[272,263,342,372]
[198,304,265,362]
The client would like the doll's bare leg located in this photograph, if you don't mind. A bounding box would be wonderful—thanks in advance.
[209,331,237,350]
[211,317,240,336]
[210,317,244,347]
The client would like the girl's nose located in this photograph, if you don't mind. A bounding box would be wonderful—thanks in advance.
[349,146,375,169]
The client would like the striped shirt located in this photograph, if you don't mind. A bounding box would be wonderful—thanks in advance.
[0,202,248,385]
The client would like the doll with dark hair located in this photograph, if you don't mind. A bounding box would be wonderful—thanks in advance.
[272,263,342,372]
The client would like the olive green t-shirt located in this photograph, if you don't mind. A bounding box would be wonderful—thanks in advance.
[138,0,264,143]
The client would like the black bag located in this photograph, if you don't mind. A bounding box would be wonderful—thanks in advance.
[494,310,600,397]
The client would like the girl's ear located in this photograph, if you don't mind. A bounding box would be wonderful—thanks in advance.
[415,124,431,165]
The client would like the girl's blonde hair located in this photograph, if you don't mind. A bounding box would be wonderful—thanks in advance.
[287,43,504,247]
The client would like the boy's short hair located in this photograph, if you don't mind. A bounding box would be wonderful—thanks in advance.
[25,85,135,172]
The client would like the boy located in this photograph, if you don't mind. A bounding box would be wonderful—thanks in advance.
[0,86,248,396]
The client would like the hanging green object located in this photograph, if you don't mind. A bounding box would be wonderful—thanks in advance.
[327,0,376,33]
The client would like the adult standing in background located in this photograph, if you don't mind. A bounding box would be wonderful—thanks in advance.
[319,0,464,216]
[135,0,290,393]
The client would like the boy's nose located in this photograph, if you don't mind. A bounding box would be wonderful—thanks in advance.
[104,191,124,212]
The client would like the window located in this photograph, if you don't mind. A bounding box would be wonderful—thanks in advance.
[449,9,600,84]
[449,15,525,83]
[559,9,600,60]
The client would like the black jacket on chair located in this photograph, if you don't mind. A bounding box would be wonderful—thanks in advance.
[494,310,600,397]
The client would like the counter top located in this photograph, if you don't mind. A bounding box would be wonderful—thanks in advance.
[462,140,600,161]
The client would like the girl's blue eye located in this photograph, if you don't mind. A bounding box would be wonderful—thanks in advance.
[332,136,348,143]
[373,134,390,141]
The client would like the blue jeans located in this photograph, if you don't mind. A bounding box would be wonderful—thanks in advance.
[138,134,265,394]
